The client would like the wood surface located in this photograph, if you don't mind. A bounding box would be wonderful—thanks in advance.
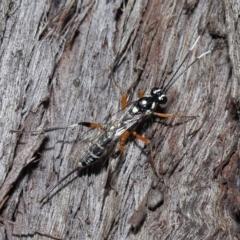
[0,0,239,239]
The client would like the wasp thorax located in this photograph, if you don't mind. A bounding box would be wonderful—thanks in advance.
[151,87,167,105]
[137,97,155,111]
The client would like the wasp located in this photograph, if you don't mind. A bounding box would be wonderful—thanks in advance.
[11,36,214,202]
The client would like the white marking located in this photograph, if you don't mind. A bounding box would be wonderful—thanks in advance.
[96,142,104,149]
[198,50,211,59]
[132,106,139,113]
[153,89,161,94]
[68,124,78,128]
[141,99,147,105]
[89,150,101,159]
[151,102,156,109]
[158,96,164,101]
[190,36,200,51]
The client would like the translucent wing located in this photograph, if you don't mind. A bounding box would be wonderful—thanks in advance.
[101,100,150,140]
[68,100,150,167]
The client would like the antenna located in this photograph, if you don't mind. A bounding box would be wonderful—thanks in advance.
[160,35,210,93]
[164,47,213,92]
[161,36,201,90]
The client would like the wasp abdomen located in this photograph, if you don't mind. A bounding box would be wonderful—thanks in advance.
[78,137,113,168]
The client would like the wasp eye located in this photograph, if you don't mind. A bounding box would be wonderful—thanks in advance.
[158,95,167,104]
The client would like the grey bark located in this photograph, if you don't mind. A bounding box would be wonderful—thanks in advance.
[0,0,239,239]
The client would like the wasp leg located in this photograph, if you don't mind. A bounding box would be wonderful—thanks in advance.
[138,89,145,98]
[113,77,128,109]
[153,112,196,119]
[113,131,131,158]
[79,122,104,129]
[132,131,150,143]
[121,89,145,109]
[132,131,159,177]
[121,93,128,109]
[153,112,176,118]
[44,121,104,132]
[153,112,197,129]
[45,121,104,132]
[115,130,151,159]
[10,122,104,134]
[113,129,158,175]
[114,130,151,158]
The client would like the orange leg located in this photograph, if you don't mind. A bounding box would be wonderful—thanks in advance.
[121,89,145,109]
[132,131,150,143]
[112,75,128,109]
[114,131,131,157]
[132,131,159,176]
[121,93,128,109]
[153,112,196,119]
[132,131,152,156]
[114,129,158,175]
[79,122,104,129]
[138,89,145,98]
[153,112,176,118]
[114,130,151,157]
[114,130,152,159]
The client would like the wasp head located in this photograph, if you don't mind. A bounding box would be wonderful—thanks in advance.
[151,87,167,105]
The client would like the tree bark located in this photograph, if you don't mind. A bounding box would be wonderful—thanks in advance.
[0,0,239,239]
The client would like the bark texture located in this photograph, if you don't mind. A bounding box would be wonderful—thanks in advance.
[0,0,239,239]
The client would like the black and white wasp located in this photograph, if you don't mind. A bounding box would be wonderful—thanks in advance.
[11,36,214,202]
